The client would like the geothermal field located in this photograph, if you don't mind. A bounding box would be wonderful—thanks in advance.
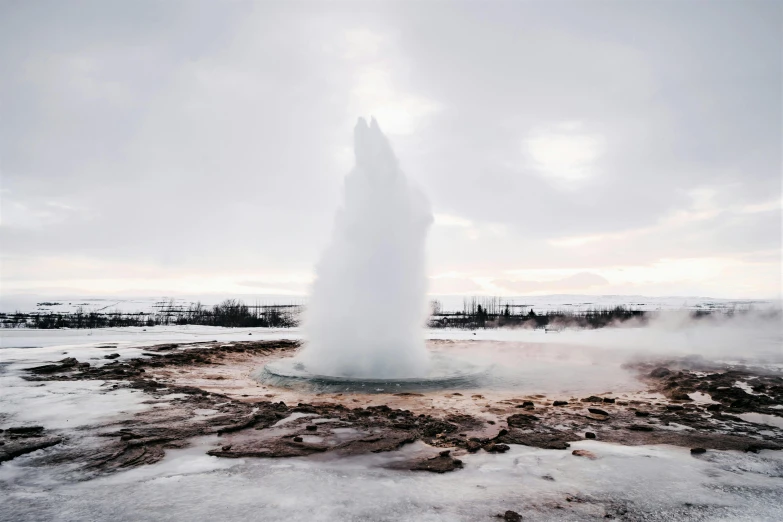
[2,119,782,521]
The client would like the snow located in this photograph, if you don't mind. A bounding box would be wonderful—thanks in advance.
[2,439,782,521]
[2,326,783,521]
[738,413,783,430]
[0,325,301,350]
[688,392,718,404]
[0,376,150,430]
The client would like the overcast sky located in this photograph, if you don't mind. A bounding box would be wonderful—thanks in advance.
[1,0,781,300]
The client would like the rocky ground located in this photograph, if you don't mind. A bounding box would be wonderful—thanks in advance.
[5,339,782,478]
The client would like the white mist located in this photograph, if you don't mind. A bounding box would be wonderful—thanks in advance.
[299,118,433,378]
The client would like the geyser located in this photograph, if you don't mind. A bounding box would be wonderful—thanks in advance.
[296,117,433,379]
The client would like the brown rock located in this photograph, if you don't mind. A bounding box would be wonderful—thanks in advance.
[572,449,597,459]
[650,367,671,378]
[498,511,522,521]
[484,443,510,453]
[507,414,538,427]
[410,453,463,473]
[466,440,482,453]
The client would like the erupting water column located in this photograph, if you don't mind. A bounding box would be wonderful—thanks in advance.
[298,117,433,379]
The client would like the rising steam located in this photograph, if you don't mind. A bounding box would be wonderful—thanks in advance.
[299,118,433,378]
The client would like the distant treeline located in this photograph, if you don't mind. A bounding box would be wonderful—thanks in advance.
[1,296,755,330]
[0,299,298,329]
[428,302,645,330]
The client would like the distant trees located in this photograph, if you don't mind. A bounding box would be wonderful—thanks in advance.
[428,299,650,330]
[1,299,299,329]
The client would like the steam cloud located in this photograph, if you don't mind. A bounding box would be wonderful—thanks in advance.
[300,118,433,378]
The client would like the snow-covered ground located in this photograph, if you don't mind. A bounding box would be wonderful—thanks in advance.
[2,326,783,521]
[3,431,783,521]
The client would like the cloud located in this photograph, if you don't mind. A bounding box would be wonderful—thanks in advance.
[494,272,610,294]
[428,276,484,295]
[235,280,310,293]
[525,122,606,184]
[0,1,779,300]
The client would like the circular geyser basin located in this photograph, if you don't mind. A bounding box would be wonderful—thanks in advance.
[256,353,489,393]
[254,340,647,396]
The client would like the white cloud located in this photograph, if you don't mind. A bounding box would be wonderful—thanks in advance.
[433,213,472,227]
[526,122,605,184]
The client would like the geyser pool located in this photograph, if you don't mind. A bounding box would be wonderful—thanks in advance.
[257,353,489,393]
[277,117,433,380]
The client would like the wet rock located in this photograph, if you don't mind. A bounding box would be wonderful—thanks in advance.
[629,424,654,432]
[666,405,685,411]
[305,425,318,431]
[466,440,482,453]
[209,439,328,459]
[217,411,280,436]
[585,432,596,439]
[420,419,458,437]
[553,401,568,406]
[7,426,45,436]
[292,436,303,442]
[104,353,121,359]
[634,411,650,417]
[336,431,416,455]
[483,443,510,453]
[28,362,73,374]
[507,414,538,427]
[497,428,573,450]
[588,408,609,416]
[516,401,535,408]
[581,396,604,403]
[0,436,63,463]
[672,393,692,401]
[572,449,597,460]
[650,367,671,378]
[410,452,463,473]
[690,447,706,454]
[602,398,616,404]
[497,510,522,521]
[444,414,485,430]
[706,404,722,411]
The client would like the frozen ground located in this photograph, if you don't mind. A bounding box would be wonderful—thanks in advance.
[2,326,782,521]
[2,436,783,522]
